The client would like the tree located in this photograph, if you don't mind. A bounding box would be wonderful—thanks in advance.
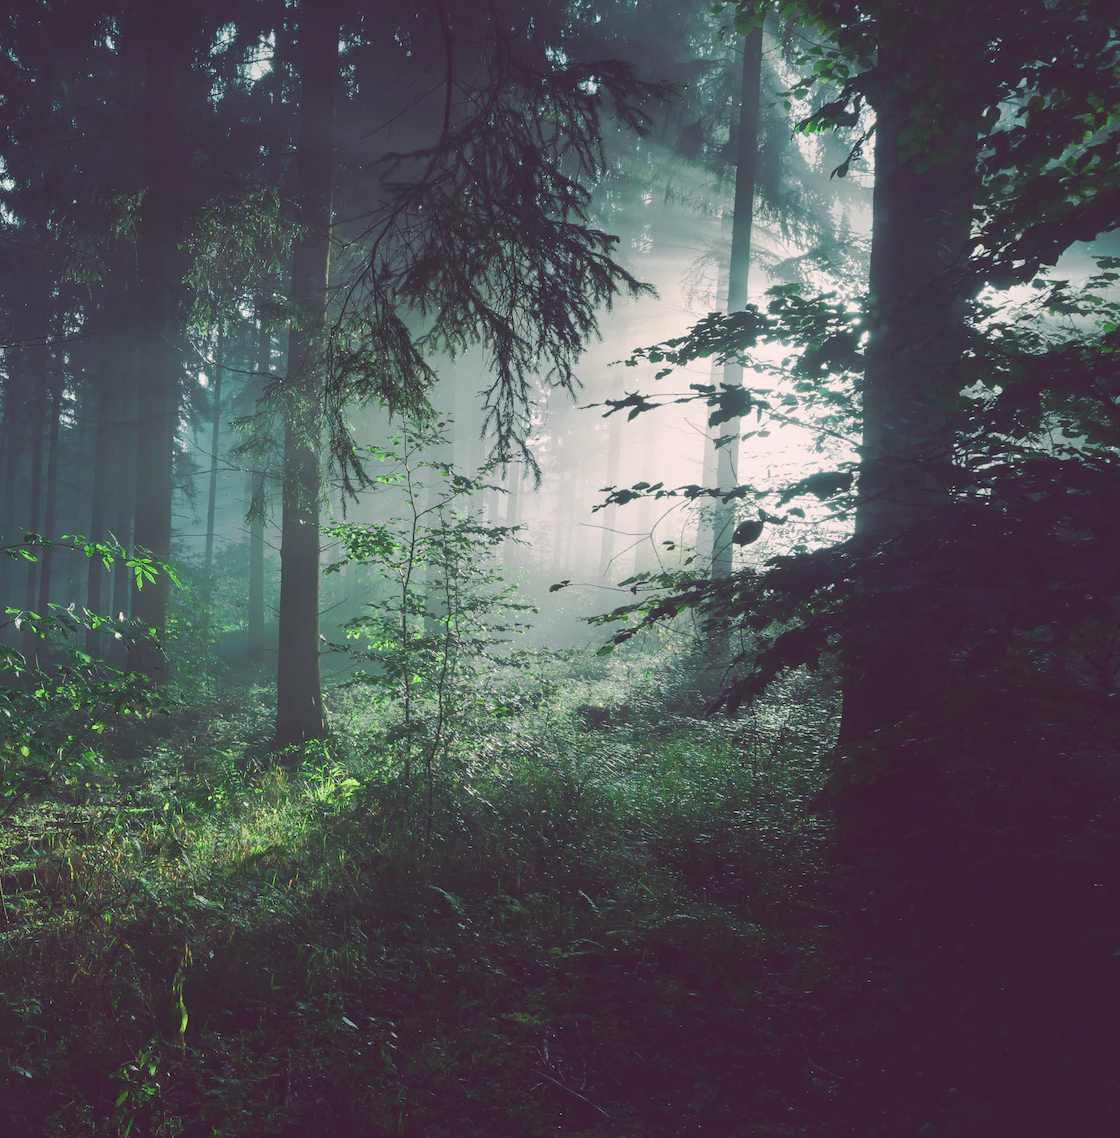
[581,4,1120,1129]
[247,311,271,660]
[274,0,340,749]
[127,1,201,680]
[705,26,763,579]
[270,1,663,746]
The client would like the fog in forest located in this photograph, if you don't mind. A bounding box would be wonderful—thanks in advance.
[2,3,1119,1136]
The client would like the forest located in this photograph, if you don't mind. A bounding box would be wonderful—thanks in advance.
[1,0,1118,1134]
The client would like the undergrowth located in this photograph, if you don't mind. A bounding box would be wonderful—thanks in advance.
[0,648,851,1138]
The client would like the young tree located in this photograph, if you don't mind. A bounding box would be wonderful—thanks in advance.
[271,1,662,746]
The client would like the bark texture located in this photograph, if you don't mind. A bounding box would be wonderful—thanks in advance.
[275,0,339,748]
[839,96,973,744]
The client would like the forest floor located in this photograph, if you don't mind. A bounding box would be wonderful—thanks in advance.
[1,647,1090,1138]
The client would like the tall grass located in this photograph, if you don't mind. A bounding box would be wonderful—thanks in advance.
[0,648,840,1137]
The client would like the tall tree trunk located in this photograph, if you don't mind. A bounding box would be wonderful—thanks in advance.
[203,319,225,582]
[34,335,65,668]
[503,460,523,570]
[21,338,47,669]
[634,412,659,577]
[0,352,24,624]
[425,376,455,636]
[86,281,122,656]
[110,326,138,669]
[248,313,270,659]
[598,367,624,579]
[696,210,733,566]
[86,354,111,652]
[709,28,763,580]
[128,0,192,681]
[838,83,973,745]
[275,0,339,749]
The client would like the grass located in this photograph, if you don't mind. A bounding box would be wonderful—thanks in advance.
[0,648,850,1138]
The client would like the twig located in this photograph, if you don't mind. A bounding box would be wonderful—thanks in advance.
[534,1070,612,1119]
[434,0,454,141]
[803,1042,845,1082]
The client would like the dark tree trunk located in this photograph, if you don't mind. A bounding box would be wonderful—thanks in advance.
[127,0,192,681]
[710,27,762,580]
[275,0,339,749]
[838,91,973,745]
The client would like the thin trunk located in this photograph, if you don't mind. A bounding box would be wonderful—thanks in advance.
[503,461,522,570]
[634,413,659,577]
[86,381,111,648]
[203,320,225,581]
[275,0,339,749]
[696,213,733,565]
[86,292,118,655]
[35,340,65,666]
[425,380,454,637]
[598,369,625,579]
[0,355,23,622]
[247,314,269,659]
[21,354,46,668]
[111,337,137,669]
[128,0,192,681]
[710,27,763,580]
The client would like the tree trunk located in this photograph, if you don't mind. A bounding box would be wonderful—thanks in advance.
[21,339,47,669]
[34,335,65,668]
[203,319,225,582]
[86,351,111,652]
[696,211,733,566]
[634,411,659,577]
[503,460,522,570]
[275,0,339,749]
[709,27,762,580]
[838,91,973,745]
[598,366,624,579]
[0,351,24,623]
[248,313,269,659]
[86,280,123,656]
[128,0,192,681]
[111,333,138,670]
[425,377,455,637]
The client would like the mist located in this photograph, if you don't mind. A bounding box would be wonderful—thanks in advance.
[2,2,1118,1136]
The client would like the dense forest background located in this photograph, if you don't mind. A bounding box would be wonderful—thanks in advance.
[1,0,1119,1134]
